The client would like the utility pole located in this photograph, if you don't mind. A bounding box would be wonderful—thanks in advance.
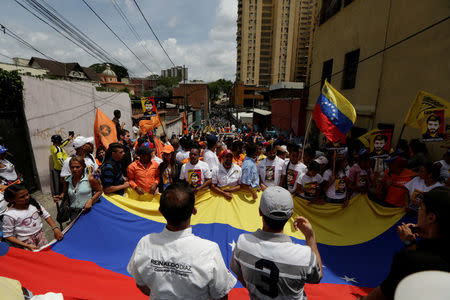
[183,64,187,129]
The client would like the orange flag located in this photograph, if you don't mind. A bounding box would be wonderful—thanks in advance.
[154,137,164,158]
[94,108,117,149]
[139,120,154,135]
[183,112,188,135]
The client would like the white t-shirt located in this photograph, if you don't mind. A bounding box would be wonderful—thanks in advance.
[180,161,212,188]
[282,161,307,193]
[297,173,323,199]
[176,150,190,163]
[212,163,242,188]
[127,227,236,300]
[258,156,285,187]
[2,203,50,241]
[404,176,443,209]
[203,149,220,173]
[0,191,7,215]
[322,169,347,199]
[0,159,18,181]
[60,155,98,178]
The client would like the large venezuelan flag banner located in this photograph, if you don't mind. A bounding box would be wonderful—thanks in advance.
[0,190,412,299]
[313,81,356,143]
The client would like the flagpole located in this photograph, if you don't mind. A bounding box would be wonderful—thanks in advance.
[395,123,406,149]
[301,114,313,163]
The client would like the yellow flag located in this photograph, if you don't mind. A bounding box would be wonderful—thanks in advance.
[404,91,450,129]
[358,129,378,148]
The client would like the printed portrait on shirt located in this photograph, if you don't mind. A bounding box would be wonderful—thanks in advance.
[163,168,172,188]
[304,181,319,198]
[411,189,424,207]
[265,166,275,182]
[335,177,346,195]
[357,173,368,188]
[188,169,202,188]
[287,169,298,189]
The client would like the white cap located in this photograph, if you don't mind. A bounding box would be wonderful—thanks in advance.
[259,186,293,220]
[280,145,288,153]
[395,271,450,300]
[73,136,94,149]
[315,156,328,165]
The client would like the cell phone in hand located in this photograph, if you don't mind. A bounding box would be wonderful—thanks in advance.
[69,131,74,137]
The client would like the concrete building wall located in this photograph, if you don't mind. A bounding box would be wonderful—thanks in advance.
[0,62,48,76]
[309,0,450,158]
[22,77,132,193]
[172,83,209,119]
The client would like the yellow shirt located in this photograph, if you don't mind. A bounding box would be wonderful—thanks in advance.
[50,139,69,171]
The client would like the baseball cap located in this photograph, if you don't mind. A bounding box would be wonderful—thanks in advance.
[0,145,7,154]
[73,136,94,149]
[162,145,175,154]
[315,156,328,165]
[206,134,218,145]
[259,186,294,221]
[279,145,288,153]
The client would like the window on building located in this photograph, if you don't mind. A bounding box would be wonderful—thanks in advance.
[320,0,342,24]
[342,49,360,89]
[321,59,333,88]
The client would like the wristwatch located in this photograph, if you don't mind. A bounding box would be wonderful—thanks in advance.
[404,239,416,248]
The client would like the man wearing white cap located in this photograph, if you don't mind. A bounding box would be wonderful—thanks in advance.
[60,136,98,178]
[230,186,323,299]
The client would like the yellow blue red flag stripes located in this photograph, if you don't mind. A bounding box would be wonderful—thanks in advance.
[313,81,356,143]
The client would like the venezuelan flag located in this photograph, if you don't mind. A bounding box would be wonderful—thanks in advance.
[0,190,412,299]
[313,81,356,143]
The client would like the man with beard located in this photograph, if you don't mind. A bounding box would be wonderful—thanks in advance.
[258,144,286,190]
[211,150,242,200]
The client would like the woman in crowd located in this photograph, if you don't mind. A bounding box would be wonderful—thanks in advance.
[95,146,106,167]
[54,156,103,221]
[158,145,182,192]
[322,156,349,205]
[404,161,442,211]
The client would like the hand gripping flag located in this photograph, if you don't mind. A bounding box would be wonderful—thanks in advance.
[94,108,117,149]
[404,90,450,129]
[313,81,356,143]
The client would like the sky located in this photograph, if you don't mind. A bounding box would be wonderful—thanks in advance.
[0,0,237,81]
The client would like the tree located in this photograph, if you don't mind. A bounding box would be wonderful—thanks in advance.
[151,85,170,98]
[208,79,233,101]
[89,63,129,81]
[158,76,179,88]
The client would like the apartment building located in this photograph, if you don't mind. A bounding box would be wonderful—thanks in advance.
[236,0,317,87]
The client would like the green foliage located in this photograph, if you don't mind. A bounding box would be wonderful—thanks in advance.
[118,87,130,93]
[0,69,24,112]
[208,78,233,101]
[95,86,106,91]
[89,63,129,80]
[142,90,153,98]
[158,76,179,88]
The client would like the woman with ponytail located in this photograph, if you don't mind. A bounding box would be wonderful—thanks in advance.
[2,184,63,250]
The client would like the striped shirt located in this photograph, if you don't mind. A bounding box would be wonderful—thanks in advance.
[230,229,321,299]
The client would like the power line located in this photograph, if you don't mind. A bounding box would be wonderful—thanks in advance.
[110,0,162,70]
[80,0,155,75]
[132,0,176,67]
[307,15,450,91]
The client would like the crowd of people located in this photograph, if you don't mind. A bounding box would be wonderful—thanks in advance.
[0,107,449,299]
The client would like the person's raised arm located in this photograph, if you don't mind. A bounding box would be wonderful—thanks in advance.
[294,217,323,281]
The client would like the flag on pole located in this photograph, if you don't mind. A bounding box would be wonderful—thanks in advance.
[94,108,117,149]
[140,97,161,129]
[358,128,393,157]
[183,111,188,135]
[312,81,356,143]
[404,90,450,129]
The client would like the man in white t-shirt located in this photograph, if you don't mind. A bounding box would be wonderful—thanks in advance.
[258,144,285,190]
[296,161,323,201]
[60,136,98,178]
[203,135,220,173]
[128,182,236,299]
[180,146,212,193]
[211,150,242,200]
[230,186,322,299]
[404,163,443,210]
[282,145,307,193]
